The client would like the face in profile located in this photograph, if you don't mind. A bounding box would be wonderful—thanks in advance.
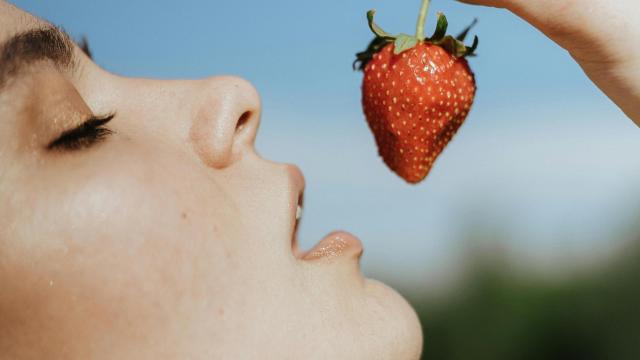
[0,2,422,358]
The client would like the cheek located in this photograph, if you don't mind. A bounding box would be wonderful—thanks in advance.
[2,148,246,307]
[0,150,261,348]
[0,141,300,347]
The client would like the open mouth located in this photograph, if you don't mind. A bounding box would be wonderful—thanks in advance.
[294,191,303,237]
[291,189,304,258]
[288,173,363,261]
[289,166,363,260]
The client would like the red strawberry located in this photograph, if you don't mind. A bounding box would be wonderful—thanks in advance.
[354,1,478,184]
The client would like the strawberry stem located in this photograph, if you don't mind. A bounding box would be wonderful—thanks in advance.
[415,0,431,41]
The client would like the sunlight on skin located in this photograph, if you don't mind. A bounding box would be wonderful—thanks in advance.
[0,1,422,358]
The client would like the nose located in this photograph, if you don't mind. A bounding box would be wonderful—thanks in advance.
[189,76,261,168]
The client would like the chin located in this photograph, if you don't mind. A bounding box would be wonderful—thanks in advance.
[362,278,423,359]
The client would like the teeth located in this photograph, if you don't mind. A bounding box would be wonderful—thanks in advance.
[296,204,303,221]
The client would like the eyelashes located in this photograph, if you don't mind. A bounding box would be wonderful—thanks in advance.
[47,113,115,151]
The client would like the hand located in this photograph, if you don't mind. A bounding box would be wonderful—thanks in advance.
[459,0,640,125]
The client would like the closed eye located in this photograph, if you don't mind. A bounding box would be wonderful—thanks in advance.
[47,114,115,151]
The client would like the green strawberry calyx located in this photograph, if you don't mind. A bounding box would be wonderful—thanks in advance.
[353,0,479,71]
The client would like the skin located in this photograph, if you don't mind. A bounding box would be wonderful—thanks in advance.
[0,2,422,360]
[2,0,637,358]
[458,0,640,125]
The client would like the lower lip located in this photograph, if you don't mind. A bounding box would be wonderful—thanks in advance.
[301,231,363,261]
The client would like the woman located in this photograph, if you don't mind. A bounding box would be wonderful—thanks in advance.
[0,0,637,358]
[0,2,423,358]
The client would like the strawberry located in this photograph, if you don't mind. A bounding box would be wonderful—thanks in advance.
[354,0,478,184]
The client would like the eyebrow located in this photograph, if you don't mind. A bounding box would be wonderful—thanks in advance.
[0,26,77,89]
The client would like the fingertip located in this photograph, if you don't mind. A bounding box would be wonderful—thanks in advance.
[455,0,504,8]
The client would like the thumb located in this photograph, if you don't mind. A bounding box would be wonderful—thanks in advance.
[457,0,640,124]
[456,0,579,47]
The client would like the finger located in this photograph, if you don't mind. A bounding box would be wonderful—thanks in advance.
[458,0,577,42]
[455,0,504,7]
[456,0,640,124]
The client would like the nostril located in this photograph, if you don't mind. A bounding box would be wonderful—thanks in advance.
[236,111,251,133]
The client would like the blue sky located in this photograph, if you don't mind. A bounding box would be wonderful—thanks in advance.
[13,0,640,293]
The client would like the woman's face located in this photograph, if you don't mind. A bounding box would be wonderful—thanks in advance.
[0,2,421,358]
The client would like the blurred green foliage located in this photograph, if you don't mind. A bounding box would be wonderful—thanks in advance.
[410,227,640,359]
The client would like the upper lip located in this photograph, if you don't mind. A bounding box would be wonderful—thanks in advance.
[286,165,305,255]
